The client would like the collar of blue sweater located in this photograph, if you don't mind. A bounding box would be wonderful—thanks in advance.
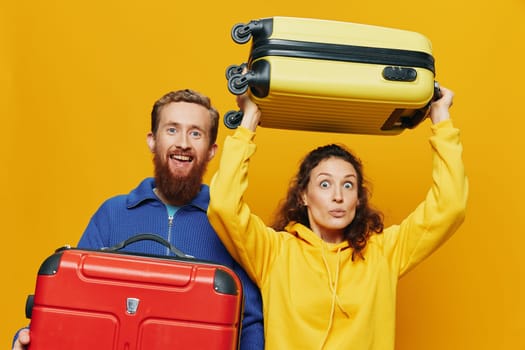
[125,177,210,212]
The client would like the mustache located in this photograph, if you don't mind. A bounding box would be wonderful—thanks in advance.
[152,151,207,206]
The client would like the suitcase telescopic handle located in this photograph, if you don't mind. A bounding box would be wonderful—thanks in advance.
[101,233,193,258]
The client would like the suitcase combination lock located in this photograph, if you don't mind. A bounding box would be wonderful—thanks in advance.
[382,66,417,82]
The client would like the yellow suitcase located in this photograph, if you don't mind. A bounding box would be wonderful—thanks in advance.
[225,17,440,135]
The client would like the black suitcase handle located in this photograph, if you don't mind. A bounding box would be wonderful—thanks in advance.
[101,233,193,258]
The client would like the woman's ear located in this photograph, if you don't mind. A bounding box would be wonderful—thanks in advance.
[301,193,308,207]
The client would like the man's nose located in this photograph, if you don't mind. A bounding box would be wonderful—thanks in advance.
[176,132,190,149]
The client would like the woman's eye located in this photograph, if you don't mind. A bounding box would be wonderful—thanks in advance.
[320,180,330,188]
[344,182,353,189]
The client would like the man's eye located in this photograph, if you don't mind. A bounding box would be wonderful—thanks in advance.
[190,130,202,138]
[320,180,330,189]
[167,127,176,134]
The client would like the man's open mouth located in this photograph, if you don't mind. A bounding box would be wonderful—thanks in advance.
[169,154,193,162]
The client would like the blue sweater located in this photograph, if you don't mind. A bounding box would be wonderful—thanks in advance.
[78,177,264,350]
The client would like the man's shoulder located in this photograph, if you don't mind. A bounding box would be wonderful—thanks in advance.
[97,193,128,207]
[97,178,156,210]
[190,184,211,210]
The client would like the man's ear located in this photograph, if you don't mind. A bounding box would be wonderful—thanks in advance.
[146,132,155,153]
[208,143,218,161]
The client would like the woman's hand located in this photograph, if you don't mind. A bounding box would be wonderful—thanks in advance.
[429,86,454,124]
[237,93,261,132]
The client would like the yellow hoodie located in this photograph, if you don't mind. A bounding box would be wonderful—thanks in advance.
[208,120,468,350]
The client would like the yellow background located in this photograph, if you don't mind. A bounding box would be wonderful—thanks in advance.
[2,0,523,349]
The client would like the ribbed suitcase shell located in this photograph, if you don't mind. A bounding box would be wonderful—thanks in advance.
[26,247,243,350]
[226,17,437,135]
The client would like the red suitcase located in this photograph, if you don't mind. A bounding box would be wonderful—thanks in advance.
[25,234,243,350]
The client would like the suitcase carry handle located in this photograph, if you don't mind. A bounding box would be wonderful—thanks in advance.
[433,81,442,101]
[101,233,193,258]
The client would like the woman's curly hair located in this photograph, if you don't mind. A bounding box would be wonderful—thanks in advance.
[271,144,384,261]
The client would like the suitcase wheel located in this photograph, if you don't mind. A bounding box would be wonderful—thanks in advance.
[25,294,34,319]
[224,110,244,129]
[225,63,247,80]
[231,23,252,44]
[227,75,249,95]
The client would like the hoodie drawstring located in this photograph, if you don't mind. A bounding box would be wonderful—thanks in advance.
[319,246,349,349]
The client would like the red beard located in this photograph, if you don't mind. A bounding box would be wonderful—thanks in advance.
[153,151,208,206]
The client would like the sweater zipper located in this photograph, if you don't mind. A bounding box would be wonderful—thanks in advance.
[167,215,174,255]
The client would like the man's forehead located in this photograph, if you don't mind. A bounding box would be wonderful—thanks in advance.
[159,102,210,126]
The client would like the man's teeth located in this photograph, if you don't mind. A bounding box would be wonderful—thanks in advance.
[170,154,192,161]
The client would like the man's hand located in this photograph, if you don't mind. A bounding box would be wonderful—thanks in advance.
[12,328,30,350]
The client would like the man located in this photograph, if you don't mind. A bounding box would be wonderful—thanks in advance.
[13,89,264,350]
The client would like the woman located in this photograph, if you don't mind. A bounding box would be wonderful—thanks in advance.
[208,86,468,349]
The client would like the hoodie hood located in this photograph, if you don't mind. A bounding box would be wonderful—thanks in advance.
[285,222,350,252]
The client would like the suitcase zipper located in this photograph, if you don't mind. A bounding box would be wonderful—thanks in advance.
[250,38,435,73]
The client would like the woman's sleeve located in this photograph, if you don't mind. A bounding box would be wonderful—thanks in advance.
[208,127,279,286]
[385,119,469,276]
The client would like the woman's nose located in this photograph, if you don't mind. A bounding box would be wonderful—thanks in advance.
[333,188,343,202]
